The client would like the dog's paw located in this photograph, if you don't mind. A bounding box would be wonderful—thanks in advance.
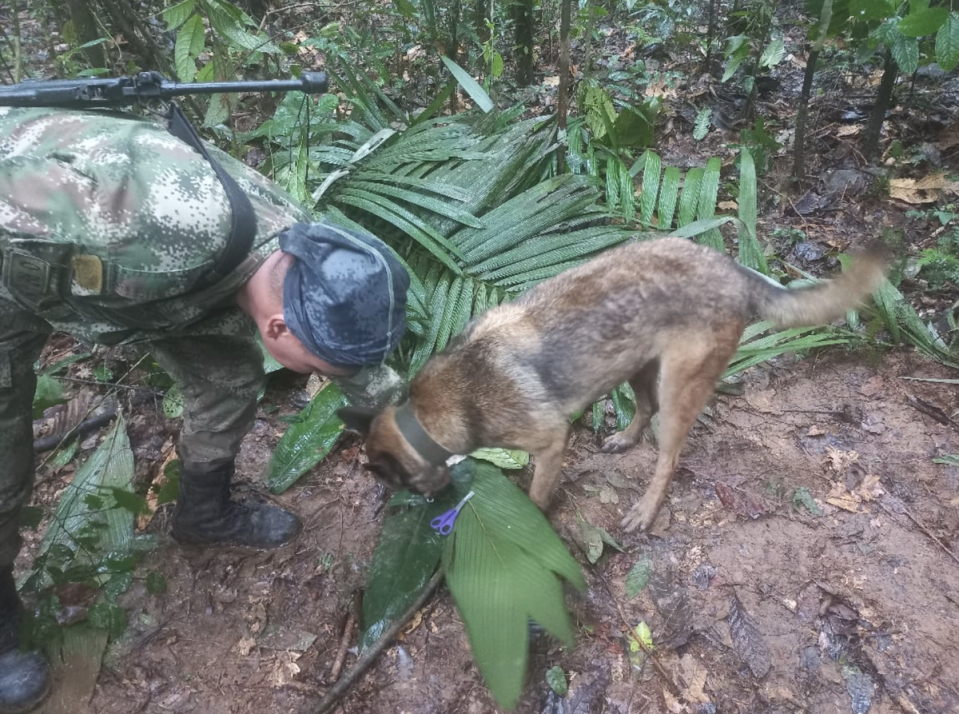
[600,432,639,454]
[621,500,658,533]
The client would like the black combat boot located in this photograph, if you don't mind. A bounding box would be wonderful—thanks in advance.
[170,461,302,549]
[0,567,50,714]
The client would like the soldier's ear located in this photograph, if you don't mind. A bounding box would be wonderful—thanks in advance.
[337,406,379,437]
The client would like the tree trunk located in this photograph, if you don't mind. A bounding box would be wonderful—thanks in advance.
[863,49,898,161]
[703,0,717,74]
[792,0,833,182]
[64,0,106,68]
[556,0,572,173]
[513,0,535,86]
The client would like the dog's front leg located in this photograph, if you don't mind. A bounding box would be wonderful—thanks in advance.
[527,428,570,511]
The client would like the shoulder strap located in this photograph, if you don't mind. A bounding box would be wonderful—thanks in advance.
[166,103,258,288]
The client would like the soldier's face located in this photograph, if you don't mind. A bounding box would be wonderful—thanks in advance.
[260,321,355,378]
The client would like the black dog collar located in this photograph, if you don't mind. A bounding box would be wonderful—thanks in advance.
[394,402,454,465]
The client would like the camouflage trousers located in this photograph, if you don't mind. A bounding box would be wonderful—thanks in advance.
[0,296,265,568]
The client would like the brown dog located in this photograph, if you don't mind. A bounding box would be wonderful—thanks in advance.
[339,237,887,532]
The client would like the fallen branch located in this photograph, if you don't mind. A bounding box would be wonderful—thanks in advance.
[306,569,444,714]
[878,500,959,568]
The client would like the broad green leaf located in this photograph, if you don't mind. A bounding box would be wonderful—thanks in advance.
[162,383,184,419]
[677,168,704,227]
[936,13,959,72]
[631,621,654,651]
[613,106,655,148]
[174,13,204,82]
[491,51,504,78]
[693,107,711,140]
[469,448,530,470]
[38,414,136,586]
[108,488,151,515]
[360,497,450,650]
[611,383,636,431]
[442,461,584,710]
[696,157,723,250]
[759,36,786,68]
[626,557,652,599]
[205,1,279,53]
[162,0,196,30]
[639,150,661,226]
[891,33,920,73]
[657,166,681,229]
[33,374,64,419]
[265,384,349,493]
[737,148,768,273]
[897,7,948,37]
[441,56,494,112]
[102,572,133,602]
[546,666,568,696]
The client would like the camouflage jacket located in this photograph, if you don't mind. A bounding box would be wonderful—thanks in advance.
[0,105,311,345]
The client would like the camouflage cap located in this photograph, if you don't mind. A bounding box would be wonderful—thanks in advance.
[279,221,409,368]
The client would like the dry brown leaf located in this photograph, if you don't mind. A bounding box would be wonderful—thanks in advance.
[543,76,560,87]
[677,653,709,704]
[137,438,176,531]
[934,121,959,150]
[662,686,687,713]
[837,125,861,137]
[400,608,425,638]
[270,651,302,688]
[718,200,739,211]
[889,175,959,204]
[807,425,827,436]
[235,637,256,656]
[824,445,859,472]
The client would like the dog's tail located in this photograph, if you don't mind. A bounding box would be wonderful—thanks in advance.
[745,244,888,329]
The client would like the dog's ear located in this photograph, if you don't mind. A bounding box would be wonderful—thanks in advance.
[337,406,379,436]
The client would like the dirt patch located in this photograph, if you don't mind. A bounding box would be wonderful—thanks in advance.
[16,347,958,714]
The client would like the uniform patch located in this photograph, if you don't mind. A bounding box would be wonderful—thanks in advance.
[3,251,50,306]
[71,254,103,293]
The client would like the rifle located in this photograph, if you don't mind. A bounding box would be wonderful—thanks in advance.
[0,70,328,108]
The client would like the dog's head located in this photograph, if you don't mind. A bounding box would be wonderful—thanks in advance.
[337,405,451,497]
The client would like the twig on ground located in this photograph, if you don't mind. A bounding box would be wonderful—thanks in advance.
[878,500,959,567]
[324,594,359,684]
[306,569,444,714]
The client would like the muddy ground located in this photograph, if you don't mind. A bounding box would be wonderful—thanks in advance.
[17,336,959,714]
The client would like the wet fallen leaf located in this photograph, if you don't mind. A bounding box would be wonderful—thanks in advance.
[677,653,709,704]
[625,556,652,599]
[727,592,771,678]
[714,482,769,520]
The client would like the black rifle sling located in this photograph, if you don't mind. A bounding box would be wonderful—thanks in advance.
[167,103,257,287]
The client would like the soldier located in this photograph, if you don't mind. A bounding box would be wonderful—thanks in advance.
[0,106,410,713]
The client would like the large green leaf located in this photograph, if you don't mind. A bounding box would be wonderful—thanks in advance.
[936,13,959,72]
[38,413,140,589]
[265,384,349,494]
[442,460,584,710]
[441,56,494,113]
[359,469,473,651]
[897,7,948,37]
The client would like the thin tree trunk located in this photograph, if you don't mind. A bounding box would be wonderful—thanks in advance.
[703,0,717,74]
[863,49,898,161]
[65,0,105,67]
[792,0,833,182]
[557,0,572,164]
[513,0,535,86]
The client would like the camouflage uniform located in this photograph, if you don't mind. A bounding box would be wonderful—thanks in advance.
[0,106,401,567]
